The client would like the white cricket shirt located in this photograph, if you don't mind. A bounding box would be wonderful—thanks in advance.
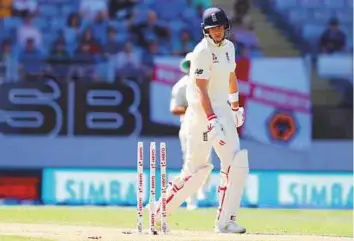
[170,75,189,122]
[187,38,236,110]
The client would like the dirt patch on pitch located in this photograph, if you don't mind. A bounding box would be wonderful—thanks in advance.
[0,223,351,241]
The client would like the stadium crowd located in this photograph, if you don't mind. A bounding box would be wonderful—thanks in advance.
[0,0,211,83]
[0,0,351,85]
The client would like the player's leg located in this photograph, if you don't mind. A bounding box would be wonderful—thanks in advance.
[180,121,198,210]
[197,153,212,201]
[212,111,249,233]
[214,149,248,233]
[179,121,187,162]
[156,109,213,215]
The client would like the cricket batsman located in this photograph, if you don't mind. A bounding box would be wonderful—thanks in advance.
[170,52,208,210]
[157,7,248,233]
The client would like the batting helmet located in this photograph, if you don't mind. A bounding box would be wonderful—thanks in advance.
[201,7,230,43]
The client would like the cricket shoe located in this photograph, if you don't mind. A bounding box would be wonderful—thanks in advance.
[197,189,206,200]
[214,222,246,234]
[186,196,198,210]
[186,202,198,210]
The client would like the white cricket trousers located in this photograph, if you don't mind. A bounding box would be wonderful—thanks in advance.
[183,104,240,175]
[179,120,187,162]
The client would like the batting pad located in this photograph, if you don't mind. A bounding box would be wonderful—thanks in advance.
[157,163,213,215]
[216,149,249,227]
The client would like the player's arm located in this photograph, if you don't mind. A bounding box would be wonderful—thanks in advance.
[195,50,225,144]
[170,89,187,115]
[171,106,186,115]
[194,50,214,117]
[228,71,239,109]
[229,43,244,127]
[196,78,214,117]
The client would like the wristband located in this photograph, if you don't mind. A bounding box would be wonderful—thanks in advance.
[228,92,239,103]
[207,113,217,120]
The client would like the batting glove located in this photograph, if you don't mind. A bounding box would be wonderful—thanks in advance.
[207,113,226,145]
[231,107,245,127]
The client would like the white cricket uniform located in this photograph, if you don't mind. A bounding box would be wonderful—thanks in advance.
[170,75,189,161]
[155,38,247,227]
[184,38,240,174]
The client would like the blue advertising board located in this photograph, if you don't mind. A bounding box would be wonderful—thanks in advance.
[0,79,352,172]
[42,168,353,209]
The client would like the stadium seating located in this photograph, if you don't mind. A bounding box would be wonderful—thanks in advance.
[1,0,211,82]
[271,0,353,50]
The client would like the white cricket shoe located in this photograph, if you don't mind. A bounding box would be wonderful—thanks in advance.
[197,186,207,200]
[186,203,197,210]
[214,222,246,234]
[186,195,198,210]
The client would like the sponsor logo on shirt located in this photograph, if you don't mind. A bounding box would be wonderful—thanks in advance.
[226,52,230,63]
[212,53,218,63]
[195,69,204,75]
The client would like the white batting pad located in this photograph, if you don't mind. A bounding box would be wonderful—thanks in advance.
[157,163,213,215]
[216,149,249,227]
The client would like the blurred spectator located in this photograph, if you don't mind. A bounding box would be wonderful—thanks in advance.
[18,38,43,81]
[71,41,97,81]
[153,0,184,21]
[233,16,260,53]
[116,41,141,80]
[91,11,109,44]
[53,31,67,46]
[12,0,38,18]
[64,13,82,45]
[129,10,169,48]
[172,29,194,56]
[108,0,137,19]
[141,40,158,80]
[74,41,96,64]
[79,0,108,20]
[79,28,101,54]
[17,12,42,48]
[319,17,346,54]
[103,26,122,56]
[196,4,205,19]
[47,40,71,80]
[0,0,12,18]
[191,4,205,41]
[181,0,198,23]
[2,0,214,84]
[232,0,250,25]
[0,39,19,83]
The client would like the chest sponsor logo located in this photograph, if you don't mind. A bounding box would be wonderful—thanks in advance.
[212,53,218,63]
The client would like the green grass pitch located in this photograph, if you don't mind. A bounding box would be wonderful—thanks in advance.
[0,237,55,241]
[0,206,351,240]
